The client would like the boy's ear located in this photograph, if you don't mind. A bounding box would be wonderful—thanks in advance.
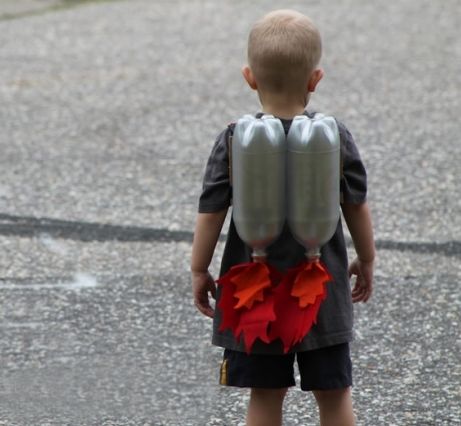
[242,66,258,90]
[307,68,324,92]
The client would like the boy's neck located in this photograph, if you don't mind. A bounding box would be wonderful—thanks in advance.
[259,95,309,120]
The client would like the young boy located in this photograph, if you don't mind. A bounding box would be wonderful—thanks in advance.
[191,9,375,426]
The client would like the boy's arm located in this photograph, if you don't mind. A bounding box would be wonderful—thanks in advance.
[191,210,228,318]
[341,201,375,303]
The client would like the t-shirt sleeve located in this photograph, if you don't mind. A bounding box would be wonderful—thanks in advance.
[338,122,367,204]
[198,127,232,213]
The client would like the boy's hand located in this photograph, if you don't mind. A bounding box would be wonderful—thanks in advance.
[348,258,374,303]
[192,270,217,318]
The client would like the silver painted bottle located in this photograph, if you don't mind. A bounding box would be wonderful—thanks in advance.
[286,114,341,258]
[232,115,286,258]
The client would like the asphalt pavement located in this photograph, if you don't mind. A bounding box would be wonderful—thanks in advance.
[0,0,460,425]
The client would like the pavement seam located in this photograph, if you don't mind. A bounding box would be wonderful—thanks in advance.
[0,213,460,257]
[0,0,123,21]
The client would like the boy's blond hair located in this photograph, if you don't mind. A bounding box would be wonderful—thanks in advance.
[248,10,322,94]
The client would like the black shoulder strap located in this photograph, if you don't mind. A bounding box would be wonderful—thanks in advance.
[336,120,346,204]
[227,122,236,186]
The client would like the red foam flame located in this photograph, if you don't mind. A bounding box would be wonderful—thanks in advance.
[269,260,331,353]
[217,262,281,353]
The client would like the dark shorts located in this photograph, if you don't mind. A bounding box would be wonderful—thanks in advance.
[219,343,352,391]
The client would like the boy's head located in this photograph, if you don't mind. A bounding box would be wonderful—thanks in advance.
[244,10,323,98]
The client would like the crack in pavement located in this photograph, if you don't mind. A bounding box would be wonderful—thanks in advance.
[0,213,196,243]
[0,0,122,21]
[1,213,460,257]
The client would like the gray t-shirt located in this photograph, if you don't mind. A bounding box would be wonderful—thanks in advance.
[198,113,367,354]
